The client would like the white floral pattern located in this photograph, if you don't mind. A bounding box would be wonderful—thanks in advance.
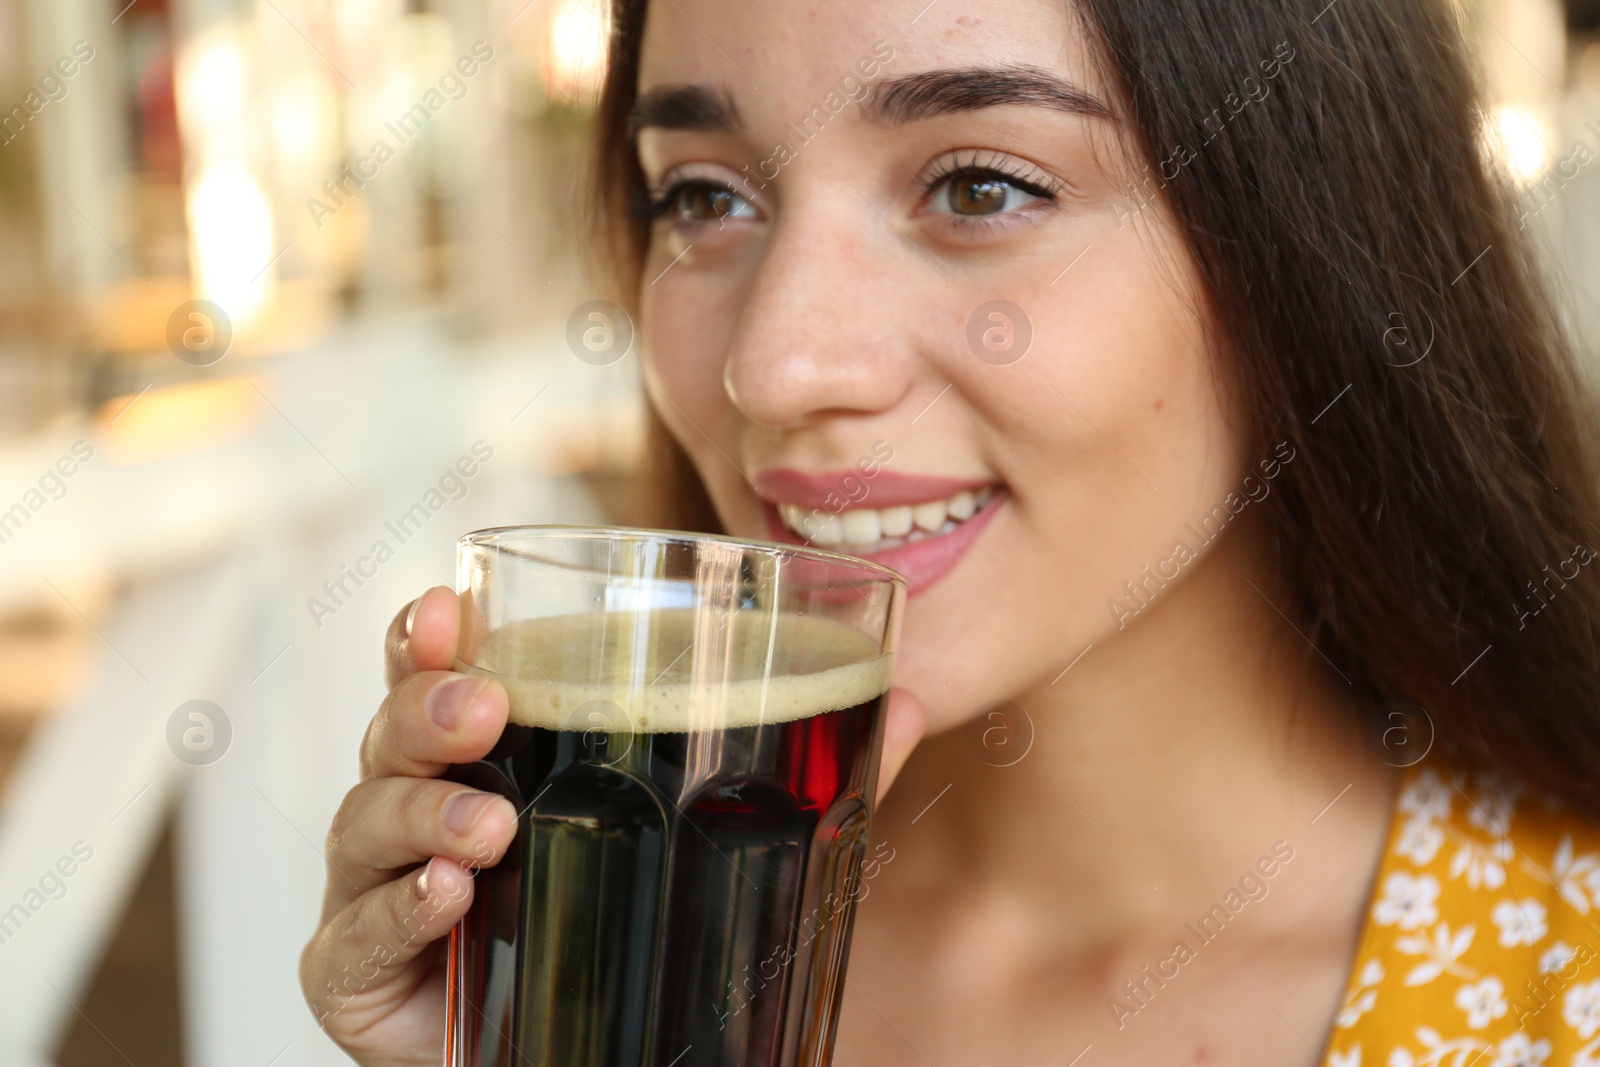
[1567,981,1600,1041]
[1383,1026,1493,1067]
[1375,872,1443,931]
[1549,835,1600,915]
[1488,1032,1550,1067]
[1398,816,1446,866]
[1490,899,1547,947]
[1340,959,1387,1028]
[1400,769,1453,821]
[1448,837,1512,891]
[1539,941,1576,974]
[1455,977,1508,1029]
[1395,922,1476,987]
[1327,763,1600,1065]
[1464,781,1518,838]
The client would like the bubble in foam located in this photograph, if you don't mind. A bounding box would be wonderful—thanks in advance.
[454,608,891,732]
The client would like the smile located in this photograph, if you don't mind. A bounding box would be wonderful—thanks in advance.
[754,471,1008,597]
[776,484,1000,551]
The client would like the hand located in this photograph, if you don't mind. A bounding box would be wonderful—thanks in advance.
[297,587,926,1065]
[298,586,517,1066]
[877,686,928,807]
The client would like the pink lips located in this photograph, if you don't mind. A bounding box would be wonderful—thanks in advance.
[754,470,1008,598]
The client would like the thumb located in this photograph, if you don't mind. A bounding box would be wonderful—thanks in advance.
[875,686,927,806]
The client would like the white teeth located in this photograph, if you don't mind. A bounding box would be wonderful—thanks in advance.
[912,500,947,532]
[880,506,913,538]
[809,512,843,544]
[776,484,1001,549]
[777,483,998,550]
[841,509,881,544]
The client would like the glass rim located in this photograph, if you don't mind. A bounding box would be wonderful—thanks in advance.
[458,524,907,590]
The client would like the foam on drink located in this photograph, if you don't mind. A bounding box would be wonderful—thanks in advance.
[454,607,891,732]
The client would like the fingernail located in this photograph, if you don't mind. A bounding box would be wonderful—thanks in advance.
[430,677,485,730]
[416,856,436,900]
[444,791,494,835]
[405,597,421,637]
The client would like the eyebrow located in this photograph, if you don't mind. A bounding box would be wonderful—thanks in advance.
[628,64,1114,138]
[627,84,741,138]
[862,65,1115,125]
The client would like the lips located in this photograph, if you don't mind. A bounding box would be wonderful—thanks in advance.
[754,469,1008,598]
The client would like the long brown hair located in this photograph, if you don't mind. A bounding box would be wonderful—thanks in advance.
[580,0,1600,817]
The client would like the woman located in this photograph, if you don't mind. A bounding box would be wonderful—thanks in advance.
[300,0,1600,1061]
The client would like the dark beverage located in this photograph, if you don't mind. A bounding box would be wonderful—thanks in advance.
[447,607,892,1067]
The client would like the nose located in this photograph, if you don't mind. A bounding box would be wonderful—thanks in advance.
[723,197,920,429]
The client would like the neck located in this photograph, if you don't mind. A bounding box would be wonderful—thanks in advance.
[875,510,1399,950]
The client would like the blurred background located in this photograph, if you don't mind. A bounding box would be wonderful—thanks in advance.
[0,0,1596,1064]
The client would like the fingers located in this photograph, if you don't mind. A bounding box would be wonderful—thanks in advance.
[301,855,476,1033]
[323,777,518,913]
[875,686,927,806]
[385,586,463,688]
[360,669,509,781]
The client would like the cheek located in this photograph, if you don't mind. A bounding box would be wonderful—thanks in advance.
[967,218,1239,534]
[901,216,1242,727]
[1039,280,1235,573]
[640,274,747,504]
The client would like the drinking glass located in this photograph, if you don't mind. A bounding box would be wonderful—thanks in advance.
[445,525,904,1067]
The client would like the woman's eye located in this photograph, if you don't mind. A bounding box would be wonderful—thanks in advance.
[926,169,1049,218]
[655,181,757,224]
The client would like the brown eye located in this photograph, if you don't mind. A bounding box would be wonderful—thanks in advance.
[926,167,1049,221]
[679,185,737,220]
[947,175,1011,216]
[651,180,757,226]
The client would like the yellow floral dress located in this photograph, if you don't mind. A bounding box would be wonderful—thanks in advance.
[1328,762,1600,1067]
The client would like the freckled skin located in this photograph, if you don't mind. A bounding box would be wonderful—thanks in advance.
[634,1,1398,1064]
[639,4,1239,735]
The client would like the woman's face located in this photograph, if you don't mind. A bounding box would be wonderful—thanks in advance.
[634,0,1245,734]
